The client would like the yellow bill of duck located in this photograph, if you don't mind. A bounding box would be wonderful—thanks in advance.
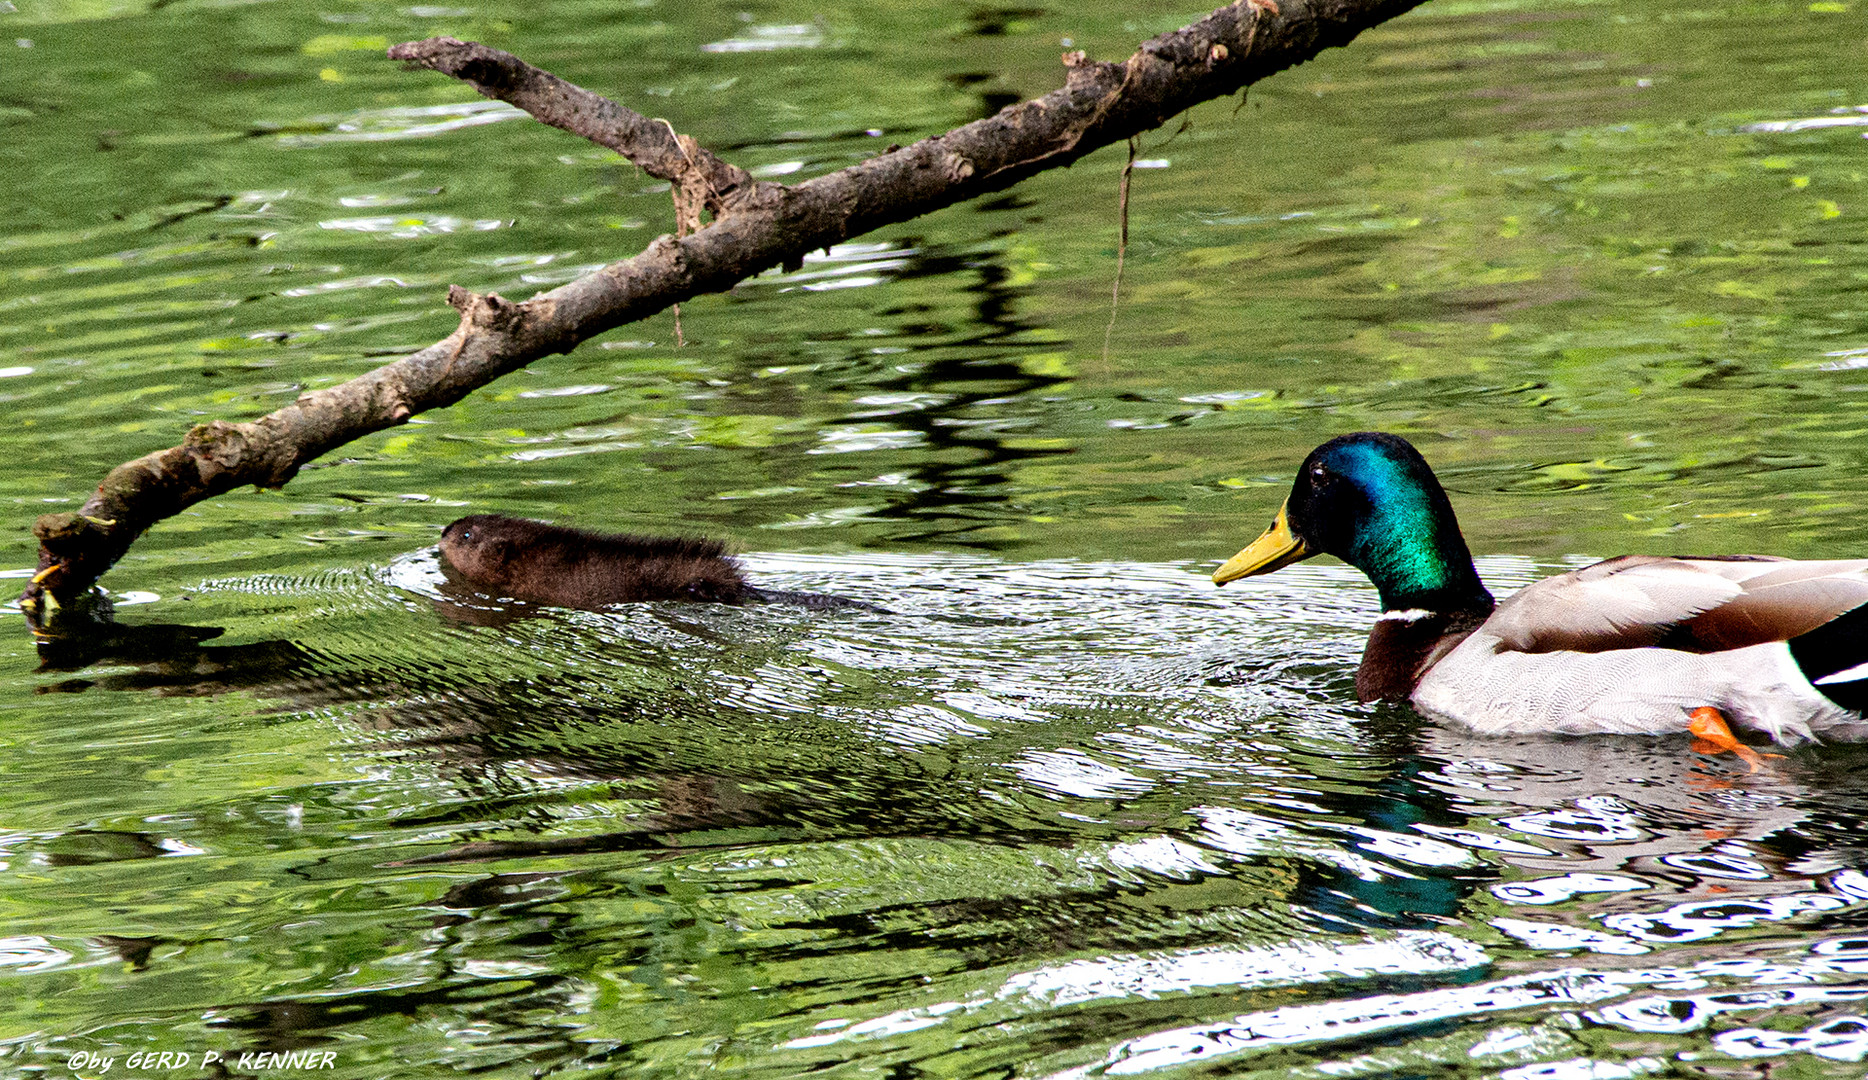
[1213,502,1311,584]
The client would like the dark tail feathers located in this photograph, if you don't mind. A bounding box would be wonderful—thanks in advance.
[1789,601,1868,714]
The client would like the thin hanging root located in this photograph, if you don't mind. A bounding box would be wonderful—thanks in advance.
[655,117,710,350]
[1102,137,1138,363]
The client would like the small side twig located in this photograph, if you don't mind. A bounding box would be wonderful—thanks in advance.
[388,37,758,218]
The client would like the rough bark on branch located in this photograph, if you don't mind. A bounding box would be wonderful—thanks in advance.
[22,0,1425,613]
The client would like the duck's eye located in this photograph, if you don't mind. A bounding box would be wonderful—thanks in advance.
[1310,464,1328,481]
[459,529,473,542]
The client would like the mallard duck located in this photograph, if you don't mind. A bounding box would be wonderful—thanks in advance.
[439,514,876,611]
[1213,433,1868,749]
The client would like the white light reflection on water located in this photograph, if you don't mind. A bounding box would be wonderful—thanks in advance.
[1712,1016,1868,1062]
[316,215,506,238]
[1052,937,1868,1078]
[783,930,1487,1050]
[701,23,825,52]
[1490,917,1650,956]
[1413,823,1554,856]
[806,424,925,454]
[1602,892,1851,943]
[270,101,527,146]
[1056,970,1643,1078]
[1593,984,1868,1034]
[1195,806,1409,882]
[1348,825,1474,868]
[1657,848,1773,880]
[1500,795,1647,843]
[0,936,71,973]
[1498,1057,1665,1080]
[1102,835,1224,880]
[1492,873,1648,905]
[1015,747,1155,799]
[1739,105,1868,133]
[1005,933,1487,1009]
[278,274,420,297]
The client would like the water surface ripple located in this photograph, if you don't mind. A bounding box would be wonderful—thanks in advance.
[9,553,1868,1076]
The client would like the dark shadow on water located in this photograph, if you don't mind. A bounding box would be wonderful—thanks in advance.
[30,596,334,699]
[816,242,1075,549]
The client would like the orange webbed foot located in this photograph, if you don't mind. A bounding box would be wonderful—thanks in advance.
[1688,706,1784,774]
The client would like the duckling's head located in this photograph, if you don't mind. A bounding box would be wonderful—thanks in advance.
[1214,433,1491,612]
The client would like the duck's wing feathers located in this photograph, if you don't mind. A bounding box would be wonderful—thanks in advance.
[1490,555,1868,655]
[1670,559,1868,651]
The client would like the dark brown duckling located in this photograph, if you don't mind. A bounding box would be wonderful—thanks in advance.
[438,514,876,612]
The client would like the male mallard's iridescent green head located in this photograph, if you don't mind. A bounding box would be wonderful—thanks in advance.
[1214,433,1493,613]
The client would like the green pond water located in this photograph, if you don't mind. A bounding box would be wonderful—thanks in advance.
[3,0,1868,1075]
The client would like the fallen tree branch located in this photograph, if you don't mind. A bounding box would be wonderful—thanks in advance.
[22,0,1426,612]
